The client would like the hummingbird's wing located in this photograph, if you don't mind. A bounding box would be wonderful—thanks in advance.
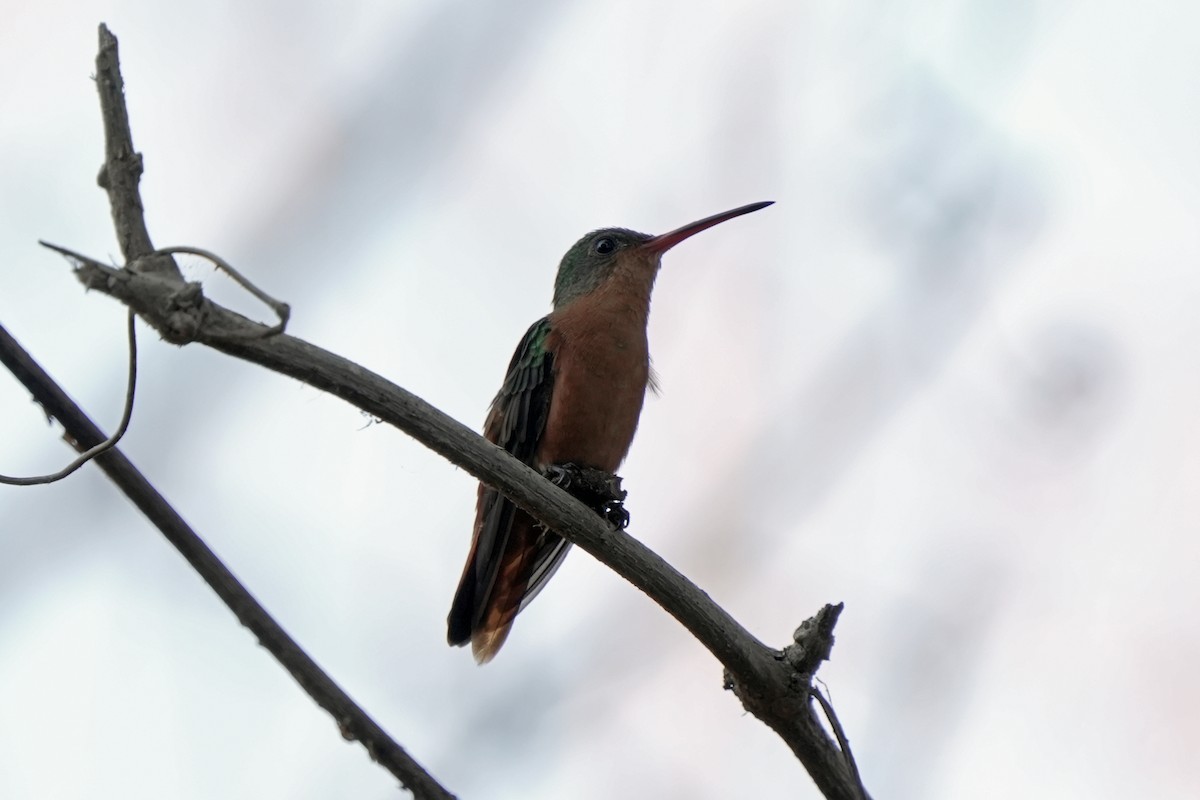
[447,316,569,662]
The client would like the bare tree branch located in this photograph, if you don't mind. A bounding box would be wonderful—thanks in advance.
[94,25,166,271]
[20,22,871,799]
[0,320,456,800]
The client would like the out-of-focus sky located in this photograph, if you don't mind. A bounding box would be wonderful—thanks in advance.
[2,2,1198,798]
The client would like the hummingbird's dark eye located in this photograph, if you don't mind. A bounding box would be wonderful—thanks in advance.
[593,236,616,255]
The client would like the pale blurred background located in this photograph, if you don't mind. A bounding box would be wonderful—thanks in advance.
[2,1,1198,798]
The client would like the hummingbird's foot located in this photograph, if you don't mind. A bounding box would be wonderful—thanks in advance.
[543,463,577,491]
[544,462,630,530]
[600,500,630,531]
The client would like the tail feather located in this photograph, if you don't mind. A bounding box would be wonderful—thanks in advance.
[470,622,513,664]
[447,487,568,663]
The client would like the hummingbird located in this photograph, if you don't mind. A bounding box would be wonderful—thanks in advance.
[447,201,773,663]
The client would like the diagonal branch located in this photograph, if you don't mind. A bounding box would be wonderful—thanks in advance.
[0,321,455,800]
[194,284,869,799]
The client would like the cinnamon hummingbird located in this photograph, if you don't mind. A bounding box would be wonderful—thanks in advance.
[447,201,773,663]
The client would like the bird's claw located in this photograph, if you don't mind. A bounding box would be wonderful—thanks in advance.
[601,501,630,530]
[543,462,630,530]
[544,463,574,490]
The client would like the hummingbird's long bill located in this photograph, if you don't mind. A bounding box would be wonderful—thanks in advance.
[643,200,773,255]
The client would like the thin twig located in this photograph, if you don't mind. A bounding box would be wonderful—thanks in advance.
[812,680,868,799]
[0,310,137,485]
[153,246,290,335]
[38,240,93,262]
[0,320,456,800]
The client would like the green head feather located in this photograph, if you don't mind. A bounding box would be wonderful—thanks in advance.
[552,227,652,308]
